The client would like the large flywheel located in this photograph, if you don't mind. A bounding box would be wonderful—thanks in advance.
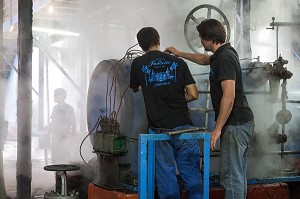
[184,4,231,53]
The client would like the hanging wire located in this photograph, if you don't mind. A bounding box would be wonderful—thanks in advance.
[110,44,141,115]
[81,44,144,164]
[79,116,102,166]
[116,84,130,118]
[106,43,144,120]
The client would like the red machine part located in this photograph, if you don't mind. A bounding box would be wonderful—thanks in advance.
[88,182,289,199]
[88,183,138,199]
[208,183,289,199]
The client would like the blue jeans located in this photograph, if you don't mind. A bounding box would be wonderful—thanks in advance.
[220,121,255,199]
[150,125,203,199]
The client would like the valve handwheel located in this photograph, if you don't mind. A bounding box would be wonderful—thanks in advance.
[184,4,231,53]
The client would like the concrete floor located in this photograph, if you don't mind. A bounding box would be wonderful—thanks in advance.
[3,138,55,198]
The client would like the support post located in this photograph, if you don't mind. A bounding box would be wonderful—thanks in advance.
[17,0,33,198]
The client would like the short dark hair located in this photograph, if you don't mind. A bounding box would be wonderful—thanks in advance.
[196,19,226,44]
[136,27,160,51]
[54,88,67,99]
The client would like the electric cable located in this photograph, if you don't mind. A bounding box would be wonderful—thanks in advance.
[110,44,141,116]
[79,116,101,166]
[82,44,144,165]
[116,84,130,118]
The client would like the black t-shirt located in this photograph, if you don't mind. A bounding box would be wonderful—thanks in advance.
[130,50,195,128]
[209,43,254,126]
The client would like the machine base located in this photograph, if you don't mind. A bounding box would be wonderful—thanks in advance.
[88,183,138,199]
[88,182,289,199]
[191,183,289,199]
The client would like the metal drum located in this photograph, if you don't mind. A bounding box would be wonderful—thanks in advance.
[87,59,148,184]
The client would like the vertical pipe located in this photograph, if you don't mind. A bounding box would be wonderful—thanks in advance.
[17,0,33,198]
[148,129,155,199]
[60,172,67,196]
[80,39,87,133]
[243,0,252,59]
[38,47,44,130]
[203,134,210,199]
[0,0,8,197]
[39,47,47,165]
[138,135,148,199]
[234,0,242,53]
[45,57,50,125]
[276,26,279,58]
[9,0,12,24]
[280,79,287,159]
[205,81,210,130]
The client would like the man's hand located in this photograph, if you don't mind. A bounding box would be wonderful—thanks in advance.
[164,46,180,56]
[165,46,210,65]
[210,128,221,151]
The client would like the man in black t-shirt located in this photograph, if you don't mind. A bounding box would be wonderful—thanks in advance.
[130,27,203,199]
[166,19,255,199]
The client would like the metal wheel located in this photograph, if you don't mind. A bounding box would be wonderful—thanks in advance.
[184,4,231,53]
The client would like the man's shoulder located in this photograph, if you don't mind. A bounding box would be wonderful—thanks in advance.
[132,51,186,65]
[60,103,74,111]
[161,53,188,66]
[132,54,147,65]
[220,44,238,57]
[66,103,74,110]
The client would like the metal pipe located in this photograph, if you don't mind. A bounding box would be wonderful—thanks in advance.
[281,79,288,159]
[270,22,300,27]
[167,127,205,135]
[267,17,300,59]
[199,90,271,95]
[2,53,39,95]
[0,0,6,197]
[269,151,300,155]
[60,171,67,196]
[276,25,279,58]
[201,150,300,158]
[286,100,300,103]
[245,91,270,95]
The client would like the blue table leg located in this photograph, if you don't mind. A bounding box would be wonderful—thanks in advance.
[203,136,210,199]
[138,135,148,199]
[148,139,155,199]
[138,132,210,199]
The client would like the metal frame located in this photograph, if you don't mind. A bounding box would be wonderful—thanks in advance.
[138,131,210,199]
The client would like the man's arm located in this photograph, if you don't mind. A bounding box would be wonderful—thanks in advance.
[210,80,235,151]
[165,46,210,65]
[185,83,199,102]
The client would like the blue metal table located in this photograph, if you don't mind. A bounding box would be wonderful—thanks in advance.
[138,131,210,199]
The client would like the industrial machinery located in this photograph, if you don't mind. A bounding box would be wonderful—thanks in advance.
[87,51,148,192]
[86,55,299,199]
[85,4,300,199]
[184,4,231,54]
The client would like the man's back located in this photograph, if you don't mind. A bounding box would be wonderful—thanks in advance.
[130,50,195,129]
